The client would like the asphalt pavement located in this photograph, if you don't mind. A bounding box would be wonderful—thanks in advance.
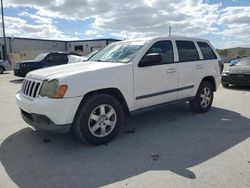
[0,71,250,188]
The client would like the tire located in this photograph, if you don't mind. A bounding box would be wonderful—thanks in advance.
[0,66,4,74]
[189,81,214,113]
[73,94,124,145]
[221,82,229,88]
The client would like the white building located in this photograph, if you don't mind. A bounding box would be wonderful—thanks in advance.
[0,37,120,60]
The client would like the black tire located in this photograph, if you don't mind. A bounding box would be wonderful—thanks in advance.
[189,81,214,113]
[73,94,124,145]
[221,82,229,88]
[0,66,4,74]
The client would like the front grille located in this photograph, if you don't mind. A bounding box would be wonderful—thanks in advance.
[230,74,250,82]
[21,78,42,98]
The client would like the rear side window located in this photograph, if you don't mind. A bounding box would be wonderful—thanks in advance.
[197,42,217,60]
[176,41,199,62]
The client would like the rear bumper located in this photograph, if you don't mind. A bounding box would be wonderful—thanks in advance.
[21,109,71,133]
[4,64,12,71]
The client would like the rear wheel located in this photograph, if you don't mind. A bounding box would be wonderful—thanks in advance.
[189,81,214,113]
[0,66,4,74]
[73,94,124,145]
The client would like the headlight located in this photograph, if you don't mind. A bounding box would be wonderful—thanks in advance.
[40,79,68,99]
[222,71,229,76]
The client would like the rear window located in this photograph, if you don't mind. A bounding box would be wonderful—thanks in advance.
[198,42,217,60]
[176,41,199,62]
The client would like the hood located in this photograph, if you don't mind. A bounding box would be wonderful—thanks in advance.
[26,61,126,80]
[228,65,250,74]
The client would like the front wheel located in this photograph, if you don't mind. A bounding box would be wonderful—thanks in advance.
[221,82,229,88]
[189,81,214,113]
[0,66,4,74]
[73,94,124,145]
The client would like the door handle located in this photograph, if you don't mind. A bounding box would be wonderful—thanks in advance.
[196,64,203,69]
[167,68,177,73]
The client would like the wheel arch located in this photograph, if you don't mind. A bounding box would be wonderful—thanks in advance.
[201,76,216,91]
[0,65,5,72]
[76,88,130,116]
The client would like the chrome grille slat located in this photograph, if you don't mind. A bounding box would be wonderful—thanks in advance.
[21,78,42,99]
[23,80,28,93]
[34,83,41,98]
[29,82,35,96]
[25,81,31,95]
[21,80,26,93]
[31,82,37,97]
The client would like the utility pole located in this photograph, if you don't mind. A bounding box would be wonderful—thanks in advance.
[1,0,7,60]
[77,20,79,39]
[168,25,171,36]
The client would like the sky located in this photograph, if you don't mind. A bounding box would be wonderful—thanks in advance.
[1,0,250,49]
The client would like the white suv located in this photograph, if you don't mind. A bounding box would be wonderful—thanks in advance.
[16,36,221,145]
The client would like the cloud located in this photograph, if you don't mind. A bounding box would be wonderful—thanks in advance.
[3,0,250,48]
[0,16,71,40]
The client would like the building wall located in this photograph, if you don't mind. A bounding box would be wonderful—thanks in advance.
[0,37,120,60]
[67,40,107,55]
[6,38,66,54]
[67,39,120,55]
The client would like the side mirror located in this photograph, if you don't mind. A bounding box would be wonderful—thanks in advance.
[139,53,162,67]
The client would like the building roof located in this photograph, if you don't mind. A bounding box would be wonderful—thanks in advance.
[0,37,120,43]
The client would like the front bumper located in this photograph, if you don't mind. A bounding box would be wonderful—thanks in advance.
[222,74,250,86]
[21,109,71,133]
[16,91,83,133]
[14,68,27,77]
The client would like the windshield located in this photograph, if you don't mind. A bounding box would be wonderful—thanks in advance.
[85,50,99,60]
[236,58,250,66]
[33,53,48,61]
[89,41,146,63]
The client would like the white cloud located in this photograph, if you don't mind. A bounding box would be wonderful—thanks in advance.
[0,16,71,40]
[3,0,250,48]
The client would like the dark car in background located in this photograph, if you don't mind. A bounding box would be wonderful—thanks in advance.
[0,60,12,74]
[222,57,250,87]
[14,52,80,77]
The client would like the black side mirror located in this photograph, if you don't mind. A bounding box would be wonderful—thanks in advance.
[139,53,162,67]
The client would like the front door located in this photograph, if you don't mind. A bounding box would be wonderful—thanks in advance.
[134,40,178,109]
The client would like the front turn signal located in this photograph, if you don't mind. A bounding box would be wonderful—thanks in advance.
[53,85,68,99]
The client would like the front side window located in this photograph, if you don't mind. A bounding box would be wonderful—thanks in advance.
[198,42,217,60]
[143,40,174,65]
[176,41,199,62]
[89,40,146,63]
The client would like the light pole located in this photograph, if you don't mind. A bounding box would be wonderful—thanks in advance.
[1,0,7,60]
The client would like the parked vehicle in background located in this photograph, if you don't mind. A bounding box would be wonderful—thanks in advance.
[68,55,87,64]
[16,36,221,145]
[222,57,250,87]
[68,50,100,64]
[14,52,80,77]
[0,60,12,74]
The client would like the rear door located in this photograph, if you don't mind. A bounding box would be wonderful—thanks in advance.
[175,40,202,99]
[134,40,178,109]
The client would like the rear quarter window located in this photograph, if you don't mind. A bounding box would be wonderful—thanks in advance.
[176,41,200,62]
[197,42,217,60]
